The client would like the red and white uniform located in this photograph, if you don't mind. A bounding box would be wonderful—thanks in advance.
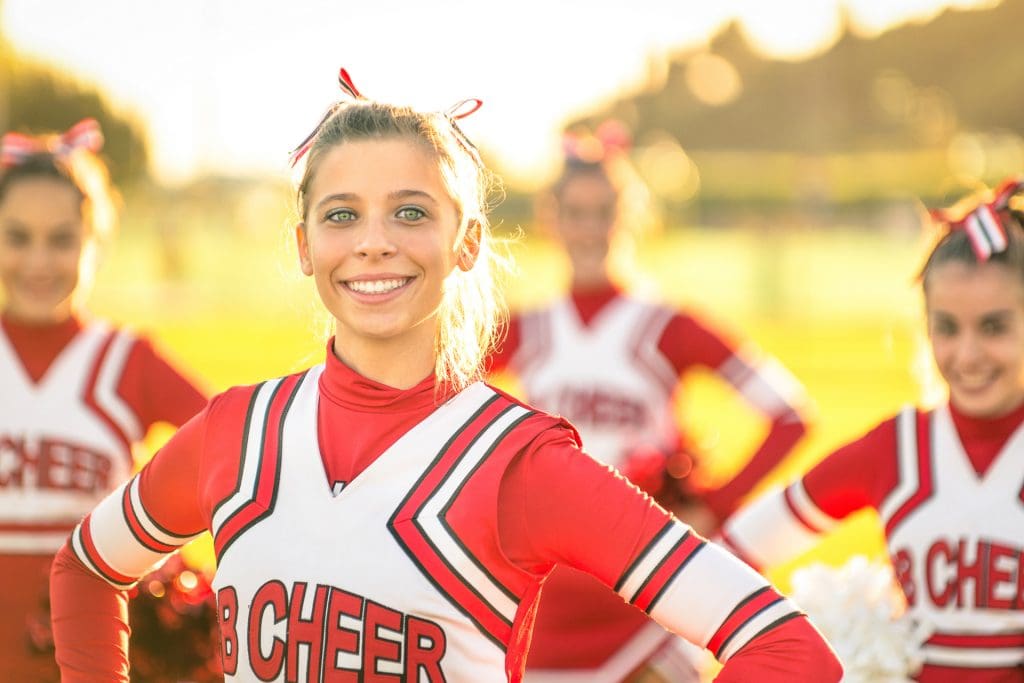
[50,343,841,683]
[0,313,207,681]
[490,287,808,680]
[722,401,1024,682]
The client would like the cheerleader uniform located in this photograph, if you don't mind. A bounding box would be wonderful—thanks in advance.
[490,285,808,680]
[0,313,207,681]
[722,400,1024,682]
[49,340,840,682]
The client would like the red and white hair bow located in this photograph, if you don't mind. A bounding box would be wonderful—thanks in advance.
[289,68,484,168]
[1,118,104,168]
[929,176,1024,261]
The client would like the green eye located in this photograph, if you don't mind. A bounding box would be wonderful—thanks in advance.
[326,208,356,222]
[397,206,426,221]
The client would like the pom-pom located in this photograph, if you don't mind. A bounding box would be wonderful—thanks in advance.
[791,556,932,682]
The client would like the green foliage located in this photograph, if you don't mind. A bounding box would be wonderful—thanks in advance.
[0,42,149,185]
[565,0,1024,210]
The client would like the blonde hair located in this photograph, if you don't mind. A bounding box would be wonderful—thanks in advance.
[295,101,508,391]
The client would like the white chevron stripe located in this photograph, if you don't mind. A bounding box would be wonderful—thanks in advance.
[211,379,283,535]
[418,403,530,624]
[880,407,920,524]
[93,331,143,443]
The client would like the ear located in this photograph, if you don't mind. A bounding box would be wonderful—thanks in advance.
[295,222,314,276]
[457,219,482,272]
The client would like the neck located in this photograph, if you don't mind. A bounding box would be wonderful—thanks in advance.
[331,332,436,390]
[2,304,75,326]
[569,266,613,292]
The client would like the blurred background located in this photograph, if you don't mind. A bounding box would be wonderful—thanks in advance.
[2,0,1020,585]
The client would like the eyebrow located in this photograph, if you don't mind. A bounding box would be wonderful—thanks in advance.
[314,189,438,212]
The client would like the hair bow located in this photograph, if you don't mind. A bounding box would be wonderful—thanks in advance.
[1,118,104,168]
[562,119,632,165]
[289,68,485,169]
[288,69,365,167]
[929,176,1024,262]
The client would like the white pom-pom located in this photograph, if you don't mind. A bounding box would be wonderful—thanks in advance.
[790,556,932,682]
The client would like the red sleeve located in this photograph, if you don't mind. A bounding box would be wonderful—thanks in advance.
[714,617,842,682]
[50,403,220,678]
[487,314,521,374]
[50,543,131,682]
[658,312,736,374]
[659,312,809,519]
[499,434,841,680]
[116,336,208,431]
[702,416,807,519]
[498,428,669,582]
[802,417,900,518]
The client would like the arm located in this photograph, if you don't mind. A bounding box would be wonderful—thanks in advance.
[499,432,842,681]
[116,336,209,431]
[660,313,811,518]
[718,418,899,570]
[50,408,210,681]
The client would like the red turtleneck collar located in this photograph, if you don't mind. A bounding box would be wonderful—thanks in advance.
[315,340,455,489]
[319,341,441,412]
[570,283,622,326]
[1,311,82,383]
[948,397,1024,477]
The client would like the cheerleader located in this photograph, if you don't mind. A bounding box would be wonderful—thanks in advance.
[721,179,1024,682]
[0,120,208,679]
[48,70,840,683]
[489,123,811,681]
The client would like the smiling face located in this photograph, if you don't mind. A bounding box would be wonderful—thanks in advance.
[296,137,473,370]
[926,260,1024,418]
[553,170,618,287]
[0,176,85,323]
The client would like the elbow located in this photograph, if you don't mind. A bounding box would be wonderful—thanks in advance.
[811,638,844,682]
[802,630,843,683]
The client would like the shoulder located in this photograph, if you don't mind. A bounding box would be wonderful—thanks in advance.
[483,381,581,446]
[205,368,315,424]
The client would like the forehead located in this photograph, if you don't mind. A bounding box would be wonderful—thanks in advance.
[926,260,1024,313]
[308,138,449,199]
[0,176,82,225]
[558,171,616,204]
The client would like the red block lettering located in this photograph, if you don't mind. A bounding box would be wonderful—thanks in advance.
[363,600,403,682]
[956,539,984,608]
[287,582,329,683]
[891,547,916,607]
[324,587,363,682]
[250,580,288,679]
[986,541,1017,610]
[218,586,239,675]
[404,615,447,681]
[925,541,955,607]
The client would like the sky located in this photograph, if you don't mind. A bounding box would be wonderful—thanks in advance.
[1,0,998,186]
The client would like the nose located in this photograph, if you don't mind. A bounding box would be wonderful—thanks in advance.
[354,215,396,260]
[956,330,985,367]
[24,241,53,273]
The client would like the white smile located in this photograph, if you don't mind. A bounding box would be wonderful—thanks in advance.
[345,278,411,295]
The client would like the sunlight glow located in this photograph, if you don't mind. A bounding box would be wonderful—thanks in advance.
[0,0,999,184]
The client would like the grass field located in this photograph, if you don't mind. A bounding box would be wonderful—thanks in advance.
[82,216,936,590]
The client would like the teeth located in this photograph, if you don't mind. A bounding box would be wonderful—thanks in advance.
[346,278,408,294]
